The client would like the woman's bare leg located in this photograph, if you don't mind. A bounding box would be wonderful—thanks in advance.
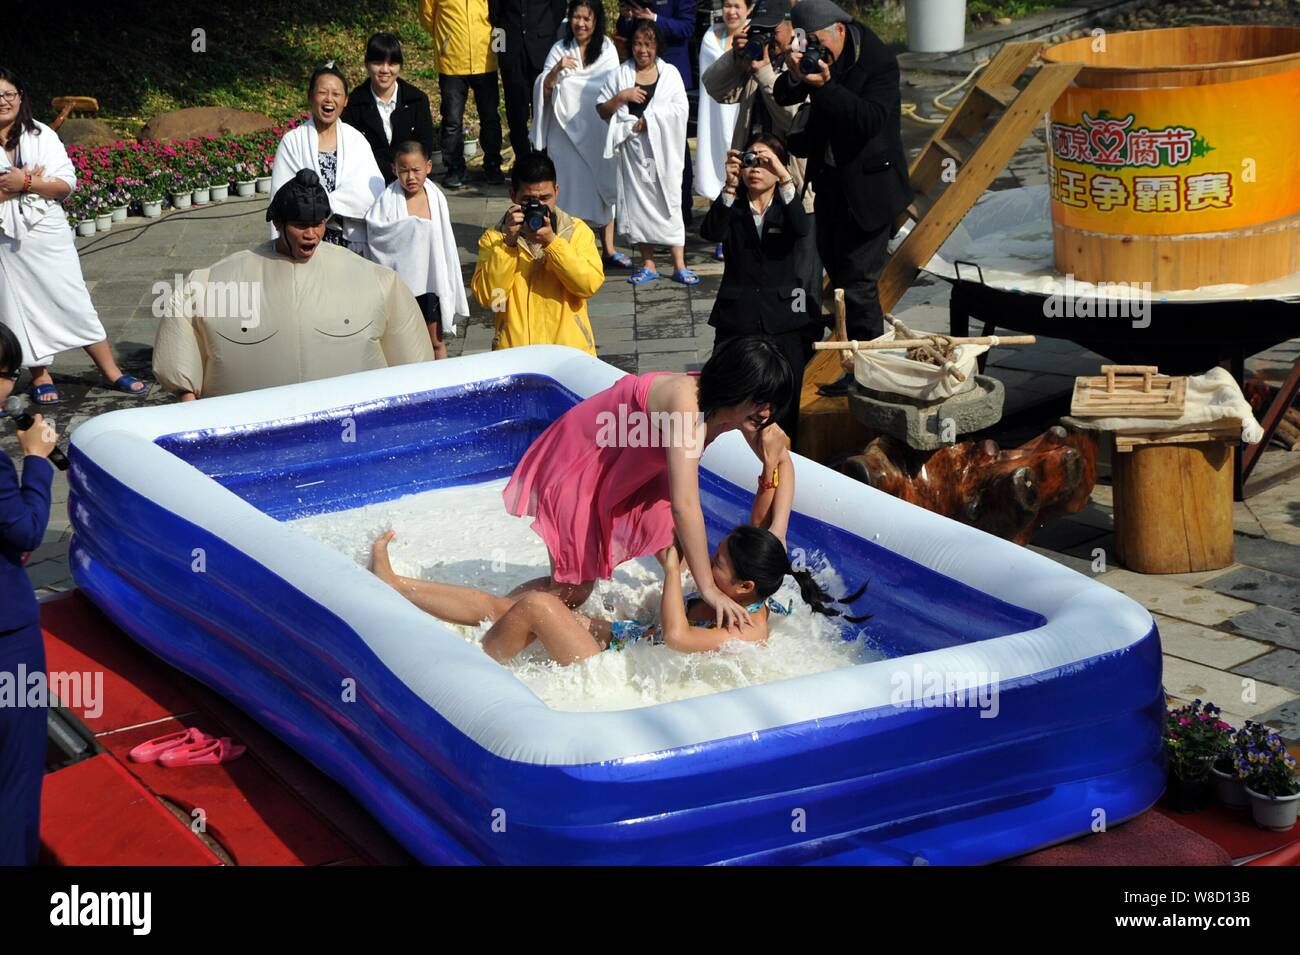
[600,221,617,258]
[481,592,603,664]
[638,243,657,275]
[370,531,515,624]
[671,245,687,274]
[85,340,144,391]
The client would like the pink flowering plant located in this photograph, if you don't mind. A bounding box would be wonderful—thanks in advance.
[1230,721,1299,798]
[1165,699,1234,781]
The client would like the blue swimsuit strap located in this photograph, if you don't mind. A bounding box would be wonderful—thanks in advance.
[683,591,792,620]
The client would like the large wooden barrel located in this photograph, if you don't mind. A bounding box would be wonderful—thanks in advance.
[1041,27,1300,290]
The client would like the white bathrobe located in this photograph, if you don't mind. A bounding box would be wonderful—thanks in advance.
[695,27,740,200]
[601,58,688,247]
[0,121,106,367]
[270,119,384,246]
[365,179,469,336]
[531,37,620,224]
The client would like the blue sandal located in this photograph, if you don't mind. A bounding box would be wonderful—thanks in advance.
[628,267,660,286]
[671,268,701,286]
[604,252,633,270]
[31,383,61,406]
[108,375,147,397]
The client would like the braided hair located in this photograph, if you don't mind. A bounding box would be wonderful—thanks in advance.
[726,525,870,623]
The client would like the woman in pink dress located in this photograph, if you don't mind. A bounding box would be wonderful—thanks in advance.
[503,335,797,630]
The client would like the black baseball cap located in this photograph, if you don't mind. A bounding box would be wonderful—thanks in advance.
[750,0,792,29]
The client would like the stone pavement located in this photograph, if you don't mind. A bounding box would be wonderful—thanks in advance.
[5,82,1300,741]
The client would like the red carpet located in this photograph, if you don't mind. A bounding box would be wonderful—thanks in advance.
[1003,810,1231,866]
[1156,803,1300,864]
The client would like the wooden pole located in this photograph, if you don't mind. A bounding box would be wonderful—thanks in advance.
[813,335,1037,352]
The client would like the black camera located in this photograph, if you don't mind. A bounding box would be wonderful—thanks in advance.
[743,26,774,60]
[521,197,549,233]
[801,35,828,73]
[740,151,760,168]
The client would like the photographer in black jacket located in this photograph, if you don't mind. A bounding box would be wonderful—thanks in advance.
[700,133,815,444]
[493,0,568,161]
[774,0,912,395]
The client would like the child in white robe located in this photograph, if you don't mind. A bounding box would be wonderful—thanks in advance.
[365,142,468,360]
[597,20,697,287]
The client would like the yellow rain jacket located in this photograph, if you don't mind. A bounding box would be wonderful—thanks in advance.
[471,209,603,356]
[419,0,498,76]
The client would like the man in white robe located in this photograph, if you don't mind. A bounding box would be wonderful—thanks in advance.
[153,170,432,399]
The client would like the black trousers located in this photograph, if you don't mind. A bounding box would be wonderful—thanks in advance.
[439,72,503,175]
[500,50,544,160]
[713,326,815,450]
[815,174,891,341]
[0,626,46,865]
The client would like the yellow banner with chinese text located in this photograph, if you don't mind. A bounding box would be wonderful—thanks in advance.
[1047,68,1300,235]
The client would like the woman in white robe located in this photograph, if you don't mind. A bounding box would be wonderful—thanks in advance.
[531,0,624,267]
[0,69,145,404]
[696,0,749,260]
[597,21,697,286]
[271,64,384,254]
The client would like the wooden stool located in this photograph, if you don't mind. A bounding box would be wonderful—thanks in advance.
[1110,426,1238,574]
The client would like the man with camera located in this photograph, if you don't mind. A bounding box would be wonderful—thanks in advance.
[774,0,911,395]
[701,0,820,311]
[471,151,604,355]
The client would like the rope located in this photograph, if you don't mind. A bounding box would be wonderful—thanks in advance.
[900,59,990,126]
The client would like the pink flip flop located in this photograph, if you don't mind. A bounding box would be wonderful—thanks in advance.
[128,727,212,763]
[159,736,246,767]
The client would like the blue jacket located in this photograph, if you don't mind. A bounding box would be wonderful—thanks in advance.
[616,0,698,90]
[0,454,53,634]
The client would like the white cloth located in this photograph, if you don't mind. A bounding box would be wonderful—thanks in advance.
[695,27,739,199]
[0,122,104,366]
[1080,367,1264,444]
[851,323,988,402]
[531,38,619,224]
[365,179,468,335]
[270,119,385,245]
[601,58,688,247]
[373,86,398,143]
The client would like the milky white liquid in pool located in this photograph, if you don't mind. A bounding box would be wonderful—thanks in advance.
[292,478,878,711]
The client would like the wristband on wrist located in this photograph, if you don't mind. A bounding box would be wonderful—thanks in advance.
[22,170,33,192]
[757,465,780,491]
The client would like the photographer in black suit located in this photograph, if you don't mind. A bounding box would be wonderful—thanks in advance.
[493,0,568,161]
[700,133,815,444]
[774,0,912,395]
[342,33,437,185]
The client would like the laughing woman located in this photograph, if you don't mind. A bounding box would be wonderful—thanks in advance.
[271,64,385,253]
[597,20,696,287]
[0,67,147,405]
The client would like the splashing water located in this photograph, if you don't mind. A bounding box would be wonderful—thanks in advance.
[292,479,876,711]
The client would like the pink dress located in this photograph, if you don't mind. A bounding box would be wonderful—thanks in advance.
[503,371,685,584]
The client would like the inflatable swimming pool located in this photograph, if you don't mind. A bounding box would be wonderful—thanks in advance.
[68,346,1165,865]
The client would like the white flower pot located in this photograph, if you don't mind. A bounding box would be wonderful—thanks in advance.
[171,192,192,210]
[234,180,256,197]
[463,138,479,159]
[1211,765,1249,808]
[142,200,163,218]
[75,220,96,237]
[110,205,129,222]
[255,176,273,194]
[210,184,229,202]
[192,186,211,205]
[1245,786,1300,831]
[95,213,113,232]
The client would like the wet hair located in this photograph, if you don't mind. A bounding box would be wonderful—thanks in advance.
[365,32,404,65]
[0,322,23,379]
[393,140,430,162]
[697,336,794,429]
[628,19,665,59]
[726,525,870,621]
[511,150,557,191]
[564,0,607,67]
[0,67,38,152]
[308,64,348,99]
[745,131,789,167]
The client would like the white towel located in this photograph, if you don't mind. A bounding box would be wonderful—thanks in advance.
[1083,367,1264,444]
[270,119,385,245]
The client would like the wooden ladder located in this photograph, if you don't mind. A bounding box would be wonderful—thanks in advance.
[798,41,1083,462]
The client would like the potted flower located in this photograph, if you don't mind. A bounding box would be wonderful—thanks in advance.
[64,186,97,236]
[1163,699,1233,812]
[232,138,258,196]
[140,169,168,217]
[108,180,131,221]
[1211,723,1250,807]
[169,168,194,210]
[1237,723,1300,831]
[463,126,479,160]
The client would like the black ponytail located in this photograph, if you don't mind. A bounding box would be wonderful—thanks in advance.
[726,525,870,623]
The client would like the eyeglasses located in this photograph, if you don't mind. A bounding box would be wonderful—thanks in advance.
[0,91,20,104]
[0,368,22,381]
